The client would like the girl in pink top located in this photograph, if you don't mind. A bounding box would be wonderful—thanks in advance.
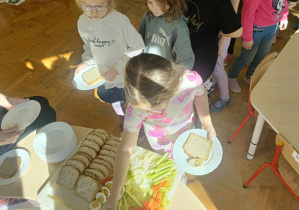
[103,53,216,210]
[227,0,289,93]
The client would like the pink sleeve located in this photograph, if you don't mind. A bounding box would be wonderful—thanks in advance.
[241,0,262,42]
[281,11,288,21]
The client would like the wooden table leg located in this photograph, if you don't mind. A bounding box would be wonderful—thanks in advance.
[247,114,265,160]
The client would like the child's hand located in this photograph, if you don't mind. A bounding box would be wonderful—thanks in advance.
[104,67,118,82]
[0,127,25,146]
[280,20,288,30]
[242,40,254,50]
[0,94,29,110]
[75,63,90,75]
[201,124,216,140]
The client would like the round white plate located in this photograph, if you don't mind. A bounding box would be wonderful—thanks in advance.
[173,129,223,176]
[1,100,41,130]
[33,122,73,156]
[73,64,107,90]
[0,149,30,185]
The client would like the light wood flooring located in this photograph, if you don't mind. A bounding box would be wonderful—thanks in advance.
[0,0,298,209]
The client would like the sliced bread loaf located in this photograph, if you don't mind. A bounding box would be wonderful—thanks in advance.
[84,168,106,181]
[89,163,111,178]
[102,145,118,153]
[57,165,80,190]
[74,175,101,202]
[93,158,113,171]
[78,146,97,159]
[183,133,213,160]
[93,129,109,140]
[97,155,115,166]
[65,159,86,173]
[72,153,91,166]
[108,135,121,142]
[99,149,116,159]
[86,133,105,147]
[105,139,120,147]
[82,139,101,152]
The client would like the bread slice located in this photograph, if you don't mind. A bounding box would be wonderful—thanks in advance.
[89,163,111,178]
[57,165,80,190]
[99,149,116,159]
[82,67,102,85]
[0,157,21,178]
[74,175,101,202]
[77,152,93,162]
[93,129,109,140]
[85,134,105,147]
[97,155,115,166]
[108,135,121,142]
[102,145,118,153]
[84,169,106,181]
[183,133,213,160]
[93,158,113,171]
[82,139,101,152]
[72,153,91,166]
[78,146,97,159]
[105,139,120,147]
[65,159,86,173]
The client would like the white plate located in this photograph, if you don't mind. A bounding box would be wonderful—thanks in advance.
[173,129,223,176]
[33,122,74,156]
[1,100,41,130]
[0,149,30,185]
[73,64,107,90]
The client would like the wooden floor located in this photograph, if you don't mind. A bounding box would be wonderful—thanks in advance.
[0,0,299,209]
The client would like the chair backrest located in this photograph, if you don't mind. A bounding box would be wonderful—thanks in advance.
[276,134,299,196]
[250,52,279,92]
[275,134,299,175]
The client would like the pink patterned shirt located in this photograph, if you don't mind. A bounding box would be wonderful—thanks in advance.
[124,70,204,155]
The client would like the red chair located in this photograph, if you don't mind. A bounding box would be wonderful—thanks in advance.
[243,134,299,201]
[228,52,278,143]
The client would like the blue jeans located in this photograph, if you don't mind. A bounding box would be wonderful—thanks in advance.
[228,23,278,79]
[96,86,126,104]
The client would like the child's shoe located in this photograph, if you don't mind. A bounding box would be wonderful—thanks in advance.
[209,96,232,112]
[244,76,250,85]
[228,78,241,93]
[224,54,233,66]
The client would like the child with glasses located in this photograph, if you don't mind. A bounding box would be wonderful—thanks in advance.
[103,53,216,210]
[74,0,144,128]
[139,0,195,70]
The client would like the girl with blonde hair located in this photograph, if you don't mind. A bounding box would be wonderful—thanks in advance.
[74,0,144,128]
[103,53,216,209]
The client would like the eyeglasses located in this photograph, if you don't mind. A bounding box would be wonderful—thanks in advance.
[80,4,108,12]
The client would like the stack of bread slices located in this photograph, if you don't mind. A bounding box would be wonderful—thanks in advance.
[56,129,120,202]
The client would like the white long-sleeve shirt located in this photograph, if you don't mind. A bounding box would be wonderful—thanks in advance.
[77,10,144,89]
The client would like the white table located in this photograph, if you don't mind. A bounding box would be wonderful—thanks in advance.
[248,31,299,159]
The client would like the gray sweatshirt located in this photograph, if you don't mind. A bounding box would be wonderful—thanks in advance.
[139,13,195,70]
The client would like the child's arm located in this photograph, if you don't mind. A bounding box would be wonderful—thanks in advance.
[241,0,262,50]
[106,16,144,82]
[194,89,216,140]
[103,130,139,210]
[172,21,195,70]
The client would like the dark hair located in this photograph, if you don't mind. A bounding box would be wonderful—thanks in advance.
[124,53,185,109]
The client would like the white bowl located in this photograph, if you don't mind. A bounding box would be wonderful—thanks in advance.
[33,122,77,163]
